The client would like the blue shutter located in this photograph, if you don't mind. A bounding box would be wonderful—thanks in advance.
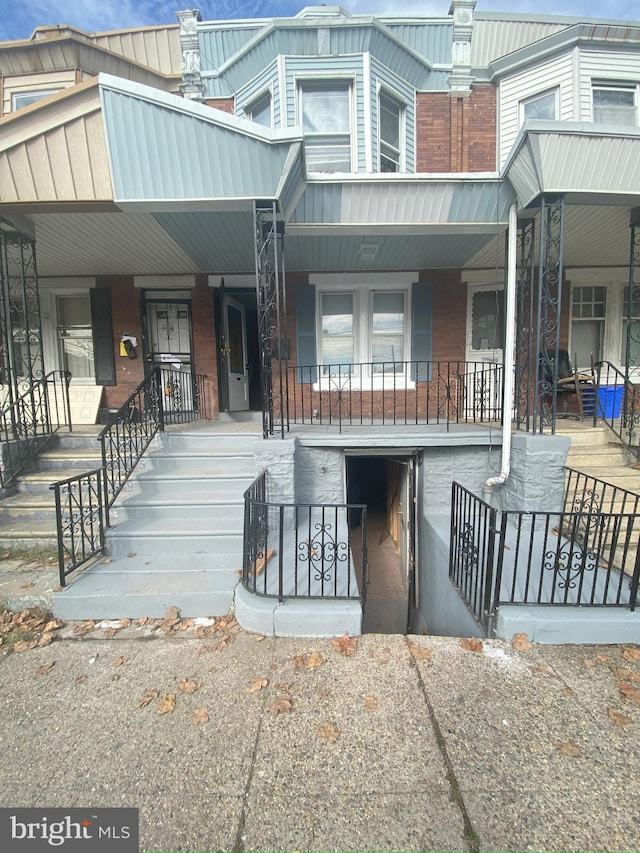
[91,287,116,386]
[411,282,433,381]
[295,283,317,383]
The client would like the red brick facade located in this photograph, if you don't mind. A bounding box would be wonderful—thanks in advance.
[96,276,144,410]
[416,85,496,173]
[204,98,234,114]
[191,276,219,419]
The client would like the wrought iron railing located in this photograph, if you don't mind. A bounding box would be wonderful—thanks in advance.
[450,477,640,633]
[0,370,71,489]
[243,471,368,603]
[593,361,640,453]
[100,367,165,526]
[288,361,503,432]
[156,366,210,424]
[51,468,104,587]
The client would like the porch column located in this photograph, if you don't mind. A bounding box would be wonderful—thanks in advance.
[254,201,288,439]
[624,207,640,441]
[0,222,44,411]
[514,216,536,431]
[533,195,565,435]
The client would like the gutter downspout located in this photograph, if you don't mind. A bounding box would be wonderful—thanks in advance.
[484,201,517,502]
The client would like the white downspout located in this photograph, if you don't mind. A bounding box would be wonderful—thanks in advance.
[484,202,517,500]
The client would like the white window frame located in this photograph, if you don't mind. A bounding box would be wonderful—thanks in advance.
[591,82,639,126]
[519,88,558,126]
[378,87,406,173]
[244,89,272,128]
[296,76,356,173]
[313,275,415,389]
[11,89,60,111]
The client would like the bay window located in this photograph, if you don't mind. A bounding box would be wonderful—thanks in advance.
[299,81,352,172]
[592,84,638,126]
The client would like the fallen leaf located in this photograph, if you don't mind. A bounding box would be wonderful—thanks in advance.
[157,693,176,714]
[407,640,432,661]
[293,653,306,669]
[102,557,112,564]
[270,663,278,671]
[332,632,358,657]
[531,664,549,673]
[74,675,87,684]
[363,695,378,711]
[136,616,153,626]
[305,651,325,669]
[583,658,596,667]
[111,674,120,682]
[36,661,56,675]
[246,678,269,693]
[596,654,609,663]
[561,687,574,698]
[319,689,332,700]
[608,707,634,727]
[377,658,390,665]
[555,739,581,757]
[36,634,53,648]
[20,581,35,589]
[136,689,159,708]
[317,722,339,742]
[72,620,96,637]
[613,667,640,683]
[178,678,200,694]
[103,628,117,638]
[191,707,209,725]
[255,635,266,642]
[460,637,484,653]
[13,640,37,652]
[113,656,126,667]
[512,633,533,652]
[617,682,640,705]
[622,647,640,663]
[270,694,292,715]
[126,552,137,558]
[43,619,63,633]
[118,619,130,629]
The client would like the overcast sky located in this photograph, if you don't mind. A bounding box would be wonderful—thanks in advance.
[2,0,639,41]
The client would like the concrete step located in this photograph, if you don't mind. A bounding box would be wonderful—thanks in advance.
[127,473,254,496]
[558,426,612,448]
[105,517,244,558]
[35,450,103,471]
[142,455,256,477]
[0,493,56,523]
[567,447,629,469]
[52,554,239,620]
[161,431,262,452]
[111,498,245,523]
[15,469,98,492]
[0,519,58,549]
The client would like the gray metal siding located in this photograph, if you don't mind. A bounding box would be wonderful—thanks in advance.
[369,29,433,89]
[102,88,291,201]
[472,18,571,67]
[199,27,267,72]
[153,211,255,271]
[383,23,453,65]
[235,60,279,123]
[289,184,343,224]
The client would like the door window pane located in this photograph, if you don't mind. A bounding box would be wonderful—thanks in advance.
[57,295,94,379]
[471,290,504,350]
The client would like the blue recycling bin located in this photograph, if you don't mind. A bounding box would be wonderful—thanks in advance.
[597,385,623,419]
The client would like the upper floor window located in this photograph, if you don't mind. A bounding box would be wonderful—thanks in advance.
[379,91,403,172]
[245,91,272,128]
[592,84,638,126]
[300,81,352,172]
[521,89,557,124]
[12,89,60,111]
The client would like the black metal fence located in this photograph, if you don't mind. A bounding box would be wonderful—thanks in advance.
[0,370,71,489]
[288,360,503,431]
[243,471,368,602]
[450,475,640,633]
[51,467,104,587]
[593,360,639,454]
[157,367,210,424]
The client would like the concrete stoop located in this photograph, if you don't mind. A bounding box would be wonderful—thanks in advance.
[496,605,640,645]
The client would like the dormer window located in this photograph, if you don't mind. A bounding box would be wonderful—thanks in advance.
[299,80,352,172]
[593,83,638,126]
[379,91,404,172]
[245,91,272,128]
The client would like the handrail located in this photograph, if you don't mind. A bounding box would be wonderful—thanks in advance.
[99,366,165,526]
[593,361,640,454]
[51,467,105,587]
[243,471,368,603]
[0,370,71,489]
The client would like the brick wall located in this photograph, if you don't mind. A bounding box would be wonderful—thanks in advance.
[204,98,234,114]
[96,277,144,410]
[191,276,219,419]
[416,85,496,172]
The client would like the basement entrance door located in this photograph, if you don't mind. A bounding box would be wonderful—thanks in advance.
[346,453,416,634]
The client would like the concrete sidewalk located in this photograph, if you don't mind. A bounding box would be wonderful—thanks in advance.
[0,619,639,853]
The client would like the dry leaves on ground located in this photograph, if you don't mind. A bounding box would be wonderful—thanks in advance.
[561,687,574,698]
[136,689,160,708]
[36,661,56,675]
[622,647,640,663]
[73,620,96,637]
[617,682,640,706]
[0,608,64,653]
[460,637,484,653]
[332,633,358,657]
[407,640,432,661]
[157,693,176,714]
[511,633,533,652]
[178,678,200,694]
[191,707,209,725]
[583,658,596,667]
[555,739,581,757]
[270,694,293,715]
[363,695,378,711]
[246,678,269,693]
[113,656,126,668]
[608,707,634,727]
[613,667,640,683]
[294,651,325,669]
[74,675,87,685]
[317,722,340,742]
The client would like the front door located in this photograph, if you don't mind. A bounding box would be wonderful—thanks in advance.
[465,284,504,418]
[224,296,249,412]
[146,300,195,417]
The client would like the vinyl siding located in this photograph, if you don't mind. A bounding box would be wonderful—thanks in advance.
[235,60,279,126]
[370,57,416,172]
[578,47,640,122]
[3,70,77,116]
[499,52,574,167]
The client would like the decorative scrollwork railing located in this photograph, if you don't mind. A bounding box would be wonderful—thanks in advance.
[243,471,368,603]
[0,370,71,489]
[593,360,640,454]
[51,467,104,587]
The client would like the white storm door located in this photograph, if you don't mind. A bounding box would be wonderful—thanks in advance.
[225,296,249,411]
